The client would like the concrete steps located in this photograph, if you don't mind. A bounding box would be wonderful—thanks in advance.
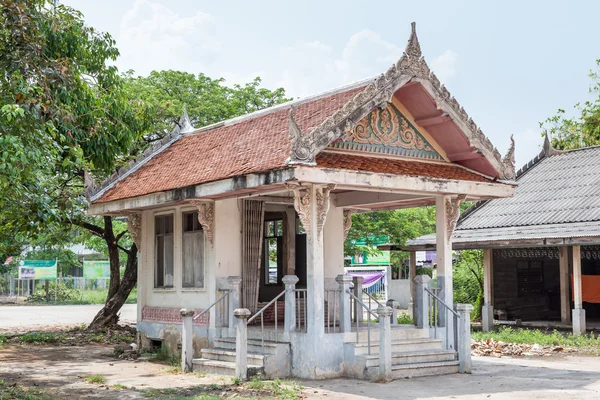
[193,338,291,378]
[385,360,460,379]
[363,349,457,368]
[352,338,443,355]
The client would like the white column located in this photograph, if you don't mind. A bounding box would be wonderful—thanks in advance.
[234,308,251,380]
[376,306,393,382]
[435,196,454,331]
[414,275,431,329]
[572,245,586,335]
[482,249,494,332]
[353,276,364,323]
[179,308,195,373]
[408,251,417,318]
[336,274,352,332]
[283,275,299,334]
[559,247,571,324]
[455,304,473,373]
[306,184,325,338]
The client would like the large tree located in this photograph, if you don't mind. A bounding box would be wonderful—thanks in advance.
[1,1,291,328]
[542,59,600,149]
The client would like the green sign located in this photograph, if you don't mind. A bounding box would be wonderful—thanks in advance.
[83,260,111,279]
[351,250,391,266]
[18,260,57,280]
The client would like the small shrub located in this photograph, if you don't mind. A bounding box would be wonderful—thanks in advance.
[397,313,414,325]
[84,375,106,384]
[247,376,265,391]
[231,377,241,385]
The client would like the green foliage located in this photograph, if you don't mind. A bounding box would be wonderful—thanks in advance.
[541,59,600,149]
[397,313,414,324]
[472,326,600,350]
[20,332,58,344]
[83,375,106,384]
[28,281,80,302]
[415,267,433,278]
[453,250,483,320]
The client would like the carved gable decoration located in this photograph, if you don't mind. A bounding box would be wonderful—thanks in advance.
[328,102,442,161]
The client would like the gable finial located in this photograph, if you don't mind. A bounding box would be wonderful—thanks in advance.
[287,107,315,164]
[543,132,552,154]
[405,22,422,59]
[178,106,195,134]
[500,135,516,180]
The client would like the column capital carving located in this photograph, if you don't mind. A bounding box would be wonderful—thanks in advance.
[125,212,142,248]
[286,182,334,243]
[445,195,466,242]
[190,200,215,247]
[286,182,312,241]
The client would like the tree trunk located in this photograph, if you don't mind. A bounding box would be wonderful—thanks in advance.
[104,216,121,300]
[88,243,137,330]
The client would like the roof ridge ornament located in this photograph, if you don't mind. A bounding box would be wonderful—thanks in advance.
[405,22,422,59]
[178,106,195,134]
[288,107,316,165]
[542,132,562,156]
[501,135,516,180]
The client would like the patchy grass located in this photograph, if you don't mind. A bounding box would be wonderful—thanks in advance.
[472,326,600,351]
[20,332,59,344]
[83,374,106,384]
[0,379,56,399]
[112,383,130,390]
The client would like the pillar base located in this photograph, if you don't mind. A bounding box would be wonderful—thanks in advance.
[572,308,586,335]
[481,304,494,332]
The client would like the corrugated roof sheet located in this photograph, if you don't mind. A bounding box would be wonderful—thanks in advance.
[458,146,600,230]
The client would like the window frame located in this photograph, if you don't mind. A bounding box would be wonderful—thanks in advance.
[154,213,174,289]
[181,210,205,289]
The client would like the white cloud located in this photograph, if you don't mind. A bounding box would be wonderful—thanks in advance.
[117,0,220,76]
[431,50,458,82]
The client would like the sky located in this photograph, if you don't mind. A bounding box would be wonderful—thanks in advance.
[63,0,600,168]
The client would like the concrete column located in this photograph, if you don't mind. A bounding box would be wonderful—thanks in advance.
[227,276,242,332]
[572,245,586,335]
[386,299,399,325]
[482,249,494,332]
[336,274,352,332]
[352,276,364,323]
[455,304,473,373]
[306,184,325,338]
[408,251,417,318]
[283,275,299,334]
[179,308,195,373]
[559,247,571,324]
[234,308,251,380]
[435,196,454,336]
[376,306,393,382]
[414,275,431,329]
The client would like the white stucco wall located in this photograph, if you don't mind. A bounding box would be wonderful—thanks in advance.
[138,199,242,321]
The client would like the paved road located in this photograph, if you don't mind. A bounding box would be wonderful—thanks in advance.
[0,304,136,332]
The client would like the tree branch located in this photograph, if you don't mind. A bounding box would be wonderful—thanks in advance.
[115,230,128,244]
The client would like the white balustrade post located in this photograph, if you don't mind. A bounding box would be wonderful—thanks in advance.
[386,299,399,325]
[414,275,431,329]
[375,306,393,382]
[352,276,364,323]
[455,304,473,373]
[179,308,195,373]
[336,274,352,332]
[283,275,299,335]
[228,276,242,334]
[234,308,251,380]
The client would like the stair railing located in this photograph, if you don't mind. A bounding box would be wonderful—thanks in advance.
[293,288,307,333]
[424,287,460,353]
[363,288,385,312]
[193,289,231,326]
[247,290,286,354]
[324,288,341,332]
[348,289,378,355]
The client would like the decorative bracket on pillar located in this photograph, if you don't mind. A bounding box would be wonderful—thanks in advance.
[286,182,312,241]
[316,184,335,239]
[286,182,335,242]
[190,200,215,247]
[126,212,142,249]
[445,195,466,242]
[343,209,356,240]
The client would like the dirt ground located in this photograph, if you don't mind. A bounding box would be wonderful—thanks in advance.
[2,345,600,399]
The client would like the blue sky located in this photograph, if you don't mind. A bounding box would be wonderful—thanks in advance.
[64,0,600,168]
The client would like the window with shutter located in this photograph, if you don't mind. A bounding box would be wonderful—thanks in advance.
[182,211,205,288]
[155,214,174,288]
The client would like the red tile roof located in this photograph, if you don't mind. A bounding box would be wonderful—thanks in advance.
[315,152,492,183]
[95,86,365,203]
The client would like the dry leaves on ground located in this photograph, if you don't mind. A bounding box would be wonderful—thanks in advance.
[471,338,577,357]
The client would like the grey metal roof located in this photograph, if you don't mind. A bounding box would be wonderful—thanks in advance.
[403,145,600,249]
[458,146,600,230]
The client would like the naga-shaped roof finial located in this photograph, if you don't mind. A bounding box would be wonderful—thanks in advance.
[500,135,516,180]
